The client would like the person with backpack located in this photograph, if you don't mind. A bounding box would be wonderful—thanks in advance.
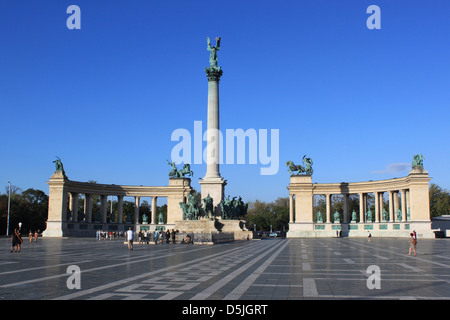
[10,228,22,253]
[408,233,417,256]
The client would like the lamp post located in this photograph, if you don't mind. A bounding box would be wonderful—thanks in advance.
[6,181,11,236]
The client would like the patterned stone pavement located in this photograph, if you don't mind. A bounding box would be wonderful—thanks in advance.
[0,236,449,300]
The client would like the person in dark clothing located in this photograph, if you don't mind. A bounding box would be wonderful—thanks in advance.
[10,228,22,253]
[171,229,176,244]
[165,230,170,244]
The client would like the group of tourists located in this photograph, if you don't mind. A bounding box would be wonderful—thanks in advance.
[126,228,194,251]
[138,229,180,245]
[9,227,40,253]
[95,229,123,240]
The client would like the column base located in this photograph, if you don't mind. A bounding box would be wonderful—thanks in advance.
[199,177,226,217]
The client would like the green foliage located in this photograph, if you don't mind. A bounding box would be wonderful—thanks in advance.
[246,198,289,231]
[429,183,450,218]
[0,187,48,235]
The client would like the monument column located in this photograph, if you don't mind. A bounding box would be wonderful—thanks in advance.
[100,195,108,223]
[393,191,399,217]
[289,194,294,223]
[200,36,226,216]
[359,193,365,223]
[117,195,124,224]
[401,189,407,221]
[326,194,331,224]
[343,194,349,223]
[151,196,158,224]
[134,196,140,225]
[374,192,380,223]
[389,191,394,222]
[70,192,79,222]
[85,194,93,223]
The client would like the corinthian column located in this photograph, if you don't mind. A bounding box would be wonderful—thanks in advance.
[200,36,226,217]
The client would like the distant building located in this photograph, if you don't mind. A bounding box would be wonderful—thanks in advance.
[431,215,450,236]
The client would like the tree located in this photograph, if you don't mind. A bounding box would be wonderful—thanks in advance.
[0,186,48,235]
[429,183,450,218]
[246,198,289,232]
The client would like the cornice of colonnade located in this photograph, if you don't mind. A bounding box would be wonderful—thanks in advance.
[287,170,431,195]
[46,171,192,197]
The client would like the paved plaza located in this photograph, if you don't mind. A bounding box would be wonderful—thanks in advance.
[0,237,449,300]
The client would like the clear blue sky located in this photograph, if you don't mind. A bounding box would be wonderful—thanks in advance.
[1,0,449,203]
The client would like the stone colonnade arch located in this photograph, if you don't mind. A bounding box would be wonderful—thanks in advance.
[43,170,192,237]
[287,167,434,238]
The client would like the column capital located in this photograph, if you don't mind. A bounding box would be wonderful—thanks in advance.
[205,67,223,81]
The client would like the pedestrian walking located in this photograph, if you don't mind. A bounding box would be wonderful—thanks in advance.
[127,227,134,251]
[10,228,22,253]
[143,230,148,244]
[29,230,33,243]
[413,230,418,246]
[154,229,158,245]
[159,230,164,244]
[34,230,38,242]
[408,233,416,256]
[367,231,372,242]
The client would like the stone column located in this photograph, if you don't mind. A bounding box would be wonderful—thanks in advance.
[374,192,380,223]
[117,195,124,224]
[85,194,93,223]
[200,66,226,216]
[406,190,411,218]
[151,196,158,224]
[326,194,331,224]
[289,194,294,223]
[359,193,365,223]
[388,191,394,222]
[401,189,407,221]
[343,194,349,223]
[100,195,108,223]
[204,67,222,179]
[134,196,140,224]
[72,192,78,222]
[68,193,74,221]
[393,192,399,217]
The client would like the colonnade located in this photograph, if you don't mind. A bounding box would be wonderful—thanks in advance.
[287,167,434,238]
[44,170,192,237]
[67,192,159,225]
[289,189,411,224]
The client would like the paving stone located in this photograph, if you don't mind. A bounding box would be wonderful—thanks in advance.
[0,237,449,300]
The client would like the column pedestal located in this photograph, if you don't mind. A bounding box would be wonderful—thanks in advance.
[199,178,226,217]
